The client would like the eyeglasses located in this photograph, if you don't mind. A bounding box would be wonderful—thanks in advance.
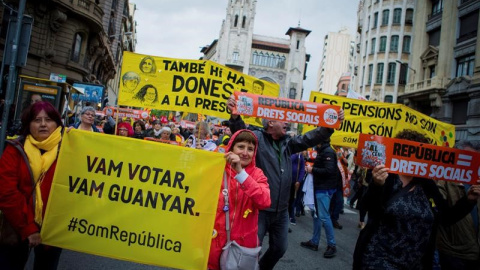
[83,113,95,117]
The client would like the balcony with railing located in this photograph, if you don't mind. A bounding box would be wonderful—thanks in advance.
[54,0,104,31]
[405,77,450,93]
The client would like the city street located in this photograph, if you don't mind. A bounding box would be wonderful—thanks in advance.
[29,205,361,270]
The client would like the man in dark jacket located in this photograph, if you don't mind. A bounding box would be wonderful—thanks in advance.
[300,138,340,258]
[227,97,343,270]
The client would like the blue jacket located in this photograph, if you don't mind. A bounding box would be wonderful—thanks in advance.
[291,153,305,185]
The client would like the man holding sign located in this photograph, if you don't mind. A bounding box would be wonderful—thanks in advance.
[227,95,343,270]
[353,129,480,269]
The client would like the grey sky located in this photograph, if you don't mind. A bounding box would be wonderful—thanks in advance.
[134,0,358,100]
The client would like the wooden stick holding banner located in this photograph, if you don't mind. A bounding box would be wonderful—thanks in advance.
[356,133,480,185]
[233,92,341,128]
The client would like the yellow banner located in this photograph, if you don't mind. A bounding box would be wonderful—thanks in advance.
[42,130,225,269]
[304,92,455,148]
[119,52,279,126]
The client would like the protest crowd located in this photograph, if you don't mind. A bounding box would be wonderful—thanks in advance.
[0,58,480,270]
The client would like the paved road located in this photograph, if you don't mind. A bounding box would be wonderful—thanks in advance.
[27,205,361,270]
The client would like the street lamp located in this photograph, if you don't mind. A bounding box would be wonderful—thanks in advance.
[395,60,416,74]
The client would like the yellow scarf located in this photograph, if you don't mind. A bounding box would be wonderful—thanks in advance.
[24,126,62,226]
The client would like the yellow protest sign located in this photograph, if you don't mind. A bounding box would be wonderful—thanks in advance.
[119,52,279,126]
[42,130,225,269]
[303,92,455,148]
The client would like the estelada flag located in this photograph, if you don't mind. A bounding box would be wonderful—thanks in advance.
[356,133,480,185]
[233,92,341,128]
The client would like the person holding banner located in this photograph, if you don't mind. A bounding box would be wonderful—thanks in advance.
[145,120,162,139]
[187,121,217,151]
[227,97,343,270]
[132,120,146,139]
[353,130,480,269]
[0,101,63,269]
[159,126,172,141]
[436,140,480,269]
[116,122,134,137]
[208,129,271,270]
[73,106,100,132]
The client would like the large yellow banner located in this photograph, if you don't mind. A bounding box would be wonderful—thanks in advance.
[42,130,225,269]
[304,92,455,148]
[119,52,279,126]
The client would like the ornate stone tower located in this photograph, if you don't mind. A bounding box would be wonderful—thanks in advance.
[216,0,257,73]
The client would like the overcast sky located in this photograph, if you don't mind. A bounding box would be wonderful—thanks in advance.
[134,0,358,100]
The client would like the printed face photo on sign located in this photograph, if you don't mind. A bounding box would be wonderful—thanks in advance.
[139,56,156,74]
[122,71,141,93]
[134,84,158,106]
[252,80,264,95]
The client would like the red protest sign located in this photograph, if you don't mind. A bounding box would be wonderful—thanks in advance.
[356,133,480,184]
[104,107,150,120]
[233,92,341,128]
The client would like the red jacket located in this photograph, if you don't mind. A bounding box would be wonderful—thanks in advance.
[0,139,57,240]
[208,130,271,270]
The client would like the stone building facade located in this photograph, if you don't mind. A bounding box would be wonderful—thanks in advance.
[353,0,415,103]
[398,0,480,141]
[316,29,355,95]
[0,0,135,109]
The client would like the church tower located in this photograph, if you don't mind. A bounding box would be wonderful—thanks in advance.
[216,0,256,73]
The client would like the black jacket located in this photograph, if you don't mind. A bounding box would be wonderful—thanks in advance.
[353,175,476,269]
[312,144,339,190]
[229,116,334,212]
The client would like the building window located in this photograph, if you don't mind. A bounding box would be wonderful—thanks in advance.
[387,62,396,84]
[379,36,387,52]
[405,8,413,25]
[382,9,389,26]
[431,0,443,16]
[278,56,286,69]
[366,95,370,100]
[399,64,408,85]
[451,99,468,125]
[390,35,399,52]
[371,38,376,54]
[296,40,300,50]
[429,65,436,78]
[234,15,238,27]
[368,64,373,84]
[458,11,479,43]
[456,54,475,77]
[70,33,83,62]
[362,66,365,85]
[428,28,441,46]
[365,41,368,55]
[373,12,378,28]
[289,88,296,99]
[376,63,384,84]
[384,95,393,103]
[242,16,246,28]
[111,0,118,10]
[233,52,239,62]
[252,52,257,65]
[402,35,411,52]
[108,15,116,37]
[393,8,402,24]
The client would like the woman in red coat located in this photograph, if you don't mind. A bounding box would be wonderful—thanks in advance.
[208,129,271,269]
[0,102,63,270]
